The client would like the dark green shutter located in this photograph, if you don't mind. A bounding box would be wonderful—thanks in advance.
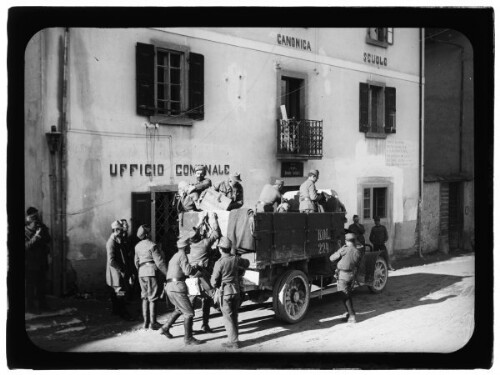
[188,52,204,120]
[136,43,155,116]
[359,83,369,132]
[385,86,396,133]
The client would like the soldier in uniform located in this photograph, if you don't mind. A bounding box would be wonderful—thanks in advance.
[159,237,203,345]
[211,237,250,349]
[134,225,169,330]
[187,211,221,333]
[214,172,244,210]
[24,207,51,313]
[348,214,366,246]
[369,216,395,270]
[299,169,320,213]
[329,232,363,323]
[256,179,285,212]
[176,181,199,212]
[188,165,212,201]
[106,220,133,320]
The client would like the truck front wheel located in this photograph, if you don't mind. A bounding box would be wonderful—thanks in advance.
[368,256,388,293]
[272,270,310,324]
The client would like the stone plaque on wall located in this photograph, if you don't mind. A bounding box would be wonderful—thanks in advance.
[281,162,304,177]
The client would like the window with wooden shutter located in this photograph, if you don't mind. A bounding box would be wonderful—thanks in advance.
[384,87,396,133]
[359,83,369,132]
[366,28,394,48]
[188,52,204,120]
[136,43,155,116]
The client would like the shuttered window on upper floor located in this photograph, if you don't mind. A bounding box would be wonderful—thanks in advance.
[366,28,394,48]
[359,82,396,138]
[136,42,204,124]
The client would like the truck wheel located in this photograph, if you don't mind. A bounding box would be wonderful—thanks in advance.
[368,256,388,293]
[273,270,310,324]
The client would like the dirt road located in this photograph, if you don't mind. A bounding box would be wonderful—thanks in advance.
[27,252,474,355]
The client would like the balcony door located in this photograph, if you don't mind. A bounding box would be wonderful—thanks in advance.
[281,76,304,119]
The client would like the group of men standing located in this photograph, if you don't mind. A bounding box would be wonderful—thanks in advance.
[105,208,250,348]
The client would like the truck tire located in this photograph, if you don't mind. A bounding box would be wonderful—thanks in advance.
[272,270,310,324]
[368,256,388,293]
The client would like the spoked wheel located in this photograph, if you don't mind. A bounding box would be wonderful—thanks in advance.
[368,256,388,293]
[273,270,310,323]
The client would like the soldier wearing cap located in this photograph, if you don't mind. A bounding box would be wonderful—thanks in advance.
[188,165,212,200]
[369,216,395,271]
[24,207,51,313]
[211,236,250,349]
[299,169,320,213]
[159,237,203,345]
[256,179,286,213]
[134,225,169,330]
[186,211,221,333]
[329,232,363,323]
[348,215,366,246]
[106,220,133,320]
[176,181,199,212]
[214,172,244,210]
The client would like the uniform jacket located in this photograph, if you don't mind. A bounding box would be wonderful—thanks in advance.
[369,224,388,245]
[106,232,128,287]
[165,249,194,294]
[191,177,212,194]
[179,193,198,212]
[188,228,220,268]
[211,253,250,295]
[348,223,366,245]
[299,179,319,212]
[329,243,362,272]
[134,238,168,277]
[215,180,244,209]
[257,184,282,207]
[25,222,51,271]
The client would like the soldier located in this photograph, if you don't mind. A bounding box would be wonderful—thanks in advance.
[369,216,395,270]
[159,237,203,345]
[299,169,320,213]
[348,215,366,246]
[256,179,285,212]
[187,211,221,333]
[134,225,169,330]
[176,181,199,212]
[214,172,244,210]
[106,220,133,320]
[120,218,139,300]
[329,233,363,323]
[188,165,212,201]
[211,237,250,349]
[24,207,51,313]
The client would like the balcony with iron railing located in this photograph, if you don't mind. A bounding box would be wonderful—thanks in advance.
[277,119,323,159]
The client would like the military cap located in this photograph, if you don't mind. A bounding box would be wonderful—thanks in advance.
[26,207,38,216]
[275,179,284,185]
[218,236,232,249]
[231,172,242,182]
[345,233,356,241]
[373,216,381,221]
[308,169,319,177]
[177,237,190,249]
[194,165,206,172]
[111,220,123,230]
[136,225,151,240]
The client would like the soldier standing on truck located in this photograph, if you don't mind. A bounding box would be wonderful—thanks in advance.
[299,169,320,213]
[134,225,169,330]
[176,181,199,212]
[256,179,285,212]
[187,211,221,333]
[210,237,250,349]
[214,172,244,210]
[329,232,363,324]
[159,237,203,346]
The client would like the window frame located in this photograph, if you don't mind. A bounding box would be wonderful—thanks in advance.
[366,28,394,48]
[359,81,396,138]
[357,178,393,224]
[276,69,308,120]
[366,80,386,138]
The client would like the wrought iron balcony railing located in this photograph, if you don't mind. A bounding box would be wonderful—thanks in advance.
[277,119,323,159]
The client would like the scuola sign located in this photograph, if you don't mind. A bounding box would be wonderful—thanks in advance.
[363,52,388,67]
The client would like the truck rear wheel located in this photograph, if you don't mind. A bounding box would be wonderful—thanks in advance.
[368,256,388,293]
[272,270,310,324]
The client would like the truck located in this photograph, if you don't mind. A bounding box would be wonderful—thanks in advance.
[178,191,389,324]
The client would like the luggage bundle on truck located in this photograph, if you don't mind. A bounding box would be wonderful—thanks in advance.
[178,189,389,324]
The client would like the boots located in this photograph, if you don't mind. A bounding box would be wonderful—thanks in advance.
[344,296,356,323]
[200,298,213,333]
[184,316,202,345]
[149,301,161,330]
[159,311,181,339]
[142,299,150,329]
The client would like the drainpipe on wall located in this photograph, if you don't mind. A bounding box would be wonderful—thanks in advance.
[60,28,70,294]
[417,28,424,258]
